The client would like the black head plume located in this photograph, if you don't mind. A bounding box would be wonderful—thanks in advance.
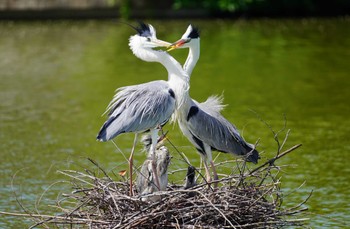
[188,25,200,39]
[119,21,152,37]
[136,21,152,37]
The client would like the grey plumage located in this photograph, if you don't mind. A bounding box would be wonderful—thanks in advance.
[136,146,171,201]
[169,25,259,182]
[96,22,182,196]
[190,97,259,163]
[97,80,175,141]
[184,165,197,189]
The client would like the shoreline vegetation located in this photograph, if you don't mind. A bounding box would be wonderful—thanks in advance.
[1,127,311,228]
[0,0,349,20]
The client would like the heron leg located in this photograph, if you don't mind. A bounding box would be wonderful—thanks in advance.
[200,146,214,185]
[210,160,219,188]
[150,129,161,191]
[203,160,212,183]
[128,133,138,196]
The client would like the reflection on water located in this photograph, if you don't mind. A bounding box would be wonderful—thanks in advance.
[0,19,349,228]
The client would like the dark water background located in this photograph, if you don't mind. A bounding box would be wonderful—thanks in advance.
[0,18,349,228]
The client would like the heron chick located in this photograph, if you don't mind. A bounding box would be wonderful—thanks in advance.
[136,135,171,202]
[140,131,168,153]
[184,165,197,189]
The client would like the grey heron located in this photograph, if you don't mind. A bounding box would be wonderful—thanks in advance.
[168,25,260,183]
[96,22,189,195]
[184,165,197,189]
[136,135,171,201]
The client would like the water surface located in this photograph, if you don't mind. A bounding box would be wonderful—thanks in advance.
[0,18,349,228]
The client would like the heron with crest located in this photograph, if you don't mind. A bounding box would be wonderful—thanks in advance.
[168,25,260,183]
[96,22,190,195]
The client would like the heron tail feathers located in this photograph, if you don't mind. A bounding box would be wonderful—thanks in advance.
[244,143,260,164]
[96,125,108,142]
[96,115,119,142]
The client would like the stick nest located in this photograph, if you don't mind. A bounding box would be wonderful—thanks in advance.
[18,142,308,229]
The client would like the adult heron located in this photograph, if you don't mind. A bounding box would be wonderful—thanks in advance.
[97,22,190,194]
[168,25,260,183]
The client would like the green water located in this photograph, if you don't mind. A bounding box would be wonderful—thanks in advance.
[0,18,349,228]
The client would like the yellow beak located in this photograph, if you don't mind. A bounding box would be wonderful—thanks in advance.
[152,39,172,47]
[167,39,186,52]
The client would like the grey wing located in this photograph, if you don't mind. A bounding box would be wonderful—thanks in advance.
[97,80,175,141]
[187,99,254,157]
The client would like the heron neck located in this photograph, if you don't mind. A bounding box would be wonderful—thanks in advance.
[184,41,200,77]
[172,41,200,120]
[156,51,189,82]
[132,46,191,109]
[155,52,192,110]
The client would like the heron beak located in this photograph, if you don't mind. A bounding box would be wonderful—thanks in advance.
[152,39,172,48]
[167,39,186,51]
[157,131,168,144]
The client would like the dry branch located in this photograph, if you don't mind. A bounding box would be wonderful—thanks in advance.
[1,142,311,228]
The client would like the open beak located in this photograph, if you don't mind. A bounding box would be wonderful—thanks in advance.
[157,130,168,144]
[167,39,187,51]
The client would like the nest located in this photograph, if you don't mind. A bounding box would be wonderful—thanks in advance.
[6,140,309,229]
[1,124,311,228]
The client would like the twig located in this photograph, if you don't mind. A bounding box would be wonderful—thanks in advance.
[5,131,309,228]
[249,144,302,176]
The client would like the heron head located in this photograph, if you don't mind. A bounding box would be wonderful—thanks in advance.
[129,22,171,50]
[129,22,172,62]
[167,24,200,51]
